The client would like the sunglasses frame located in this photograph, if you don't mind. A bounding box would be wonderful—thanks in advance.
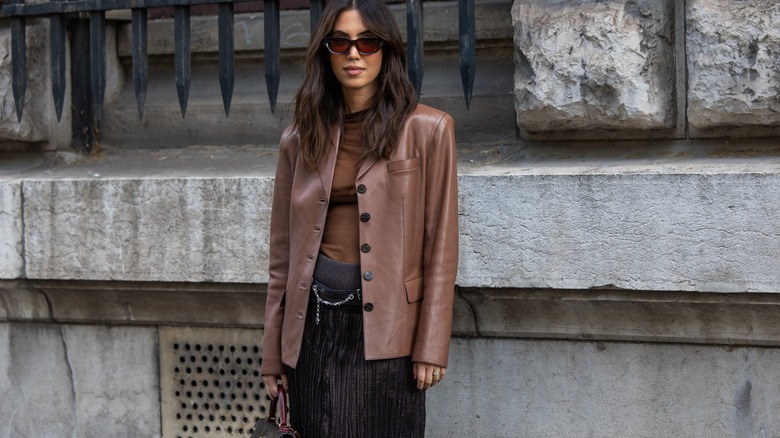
[323,37,385,55]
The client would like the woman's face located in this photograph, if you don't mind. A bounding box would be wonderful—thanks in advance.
[327,9,383,102]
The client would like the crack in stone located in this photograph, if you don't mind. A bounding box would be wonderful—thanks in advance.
[58,325,78,438]
[458,287,483,338]
[19,182,27,278]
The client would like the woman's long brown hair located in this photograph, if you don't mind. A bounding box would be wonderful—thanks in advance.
[293,0,418,171]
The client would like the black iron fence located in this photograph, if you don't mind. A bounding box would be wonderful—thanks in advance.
[2,0,476,135]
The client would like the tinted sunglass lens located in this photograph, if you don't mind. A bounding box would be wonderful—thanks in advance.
[357,39,381,54]
[327,38,351,53]
[325,38,382,54]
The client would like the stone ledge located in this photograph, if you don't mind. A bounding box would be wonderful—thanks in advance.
[4,280,780,348]
[463,288,780,346]
[5,155,780,293]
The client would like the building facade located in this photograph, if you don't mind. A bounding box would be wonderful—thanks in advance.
[1,0,780,436]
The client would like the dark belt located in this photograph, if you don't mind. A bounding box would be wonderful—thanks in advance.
[311,279,362,304]
[311,280,362,325]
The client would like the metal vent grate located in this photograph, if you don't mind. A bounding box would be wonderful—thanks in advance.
[160,327,270,438]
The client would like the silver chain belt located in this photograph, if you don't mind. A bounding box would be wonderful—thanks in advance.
[312,282,362,325]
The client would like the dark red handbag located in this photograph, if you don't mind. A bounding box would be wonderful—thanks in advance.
[250,386,300,438]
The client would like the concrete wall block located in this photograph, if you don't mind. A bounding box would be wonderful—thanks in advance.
[512,0,676,133]
[0,323,159,438]
[0,22,72,146]
[428,338,780,437]
[0,180,23,279]
[63,325,160,437]
[457,171,780,292]
[24,177,274,282]
[687,0,780,130]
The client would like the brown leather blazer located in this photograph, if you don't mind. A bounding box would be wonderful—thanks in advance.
[261,104,459,375]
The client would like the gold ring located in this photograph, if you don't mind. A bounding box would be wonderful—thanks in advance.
[432,370,441,380]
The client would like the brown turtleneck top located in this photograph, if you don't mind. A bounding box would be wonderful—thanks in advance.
[319,111,365,264]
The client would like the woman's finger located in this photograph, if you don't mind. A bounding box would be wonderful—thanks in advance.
[263,374,280,398]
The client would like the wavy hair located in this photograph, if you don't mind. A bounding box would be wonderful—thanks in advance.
[293,0,418,171]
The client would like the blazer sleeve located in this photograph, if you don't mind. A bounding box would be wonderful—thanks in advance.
[412,113,459,368]
[261,128,297,375]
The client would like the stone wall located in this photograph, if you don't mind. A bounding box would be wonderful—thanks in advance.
[513,0,780,139]
[687,0,780,131]
[2,0,780,437]
[513,0,677,133]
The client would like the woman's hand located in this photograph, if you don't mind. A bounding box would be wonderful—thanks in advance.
[263,373,288,399]
[413,361,446,390]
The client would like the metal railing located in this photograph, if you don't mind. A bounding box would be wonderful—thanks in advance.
[2,0,476,127]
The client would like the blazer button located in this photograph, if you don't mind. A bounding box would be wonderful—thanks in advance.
[360,212,371,222]
[363,271,374,281]
[361,243,371,253]
[356,184,366,194]
[363,303,374,312]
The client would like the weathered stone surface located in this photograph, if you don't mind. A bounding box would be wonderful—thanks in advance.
[0,323,160,438]
[0,23,72,145]
[687,0,780,130]
[0,281,50,320]
[512,0,676,132]
[461,288,780,346]
[42,281,265,326]
[0,180,23,279]
[428,338,780,437]
[458,169,780,293]
[24,177,274,283]
[64,325,160,437]
[17,159,780,292]
[0,323,76,437]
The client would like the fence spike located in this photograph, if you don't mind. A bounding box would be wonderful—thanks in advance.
[90,11,107,122]
[406,0,424,99]
[174,6,191,117]
[458,0,476,110]
[218,2,235,117]
[131,8,149,120]
[309,0,324,37]
[50,14,67,122]
[265,0,280,113]
[10,17,27,123]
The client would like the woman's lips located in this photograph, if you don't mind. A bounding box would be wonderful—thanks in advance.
[345,66,364,76]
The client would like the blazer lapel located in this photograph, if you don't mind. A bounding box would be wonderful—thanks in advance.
[356,156,378,181]
[317,124,341,197]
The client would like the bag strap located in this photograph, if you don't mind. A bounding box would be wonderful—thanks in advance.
[266,388,278,423]
[277,386,294,431]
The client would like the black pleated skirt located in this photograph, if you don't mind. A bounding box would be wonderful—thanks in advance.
[284,255,425,438]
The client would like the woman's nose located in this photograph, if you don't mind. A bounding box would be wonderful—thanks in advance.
[347,44,361,59]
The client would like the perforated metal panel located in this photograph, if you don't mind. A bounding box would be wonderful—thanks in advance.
[160,327,270,438]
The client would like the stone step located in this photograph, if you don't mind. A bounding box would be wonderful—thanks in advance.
[3,150,780,293]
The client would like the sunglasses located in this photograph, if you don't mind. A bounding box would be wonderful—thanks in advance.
[323,37,385,55]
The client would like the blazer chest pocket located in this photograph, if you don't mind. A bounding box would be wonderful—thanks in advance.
[386,157,420,199]
[387,157,420,174]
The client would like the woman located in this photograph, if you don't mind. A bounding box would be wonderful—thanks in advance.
[260,0,458,435]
